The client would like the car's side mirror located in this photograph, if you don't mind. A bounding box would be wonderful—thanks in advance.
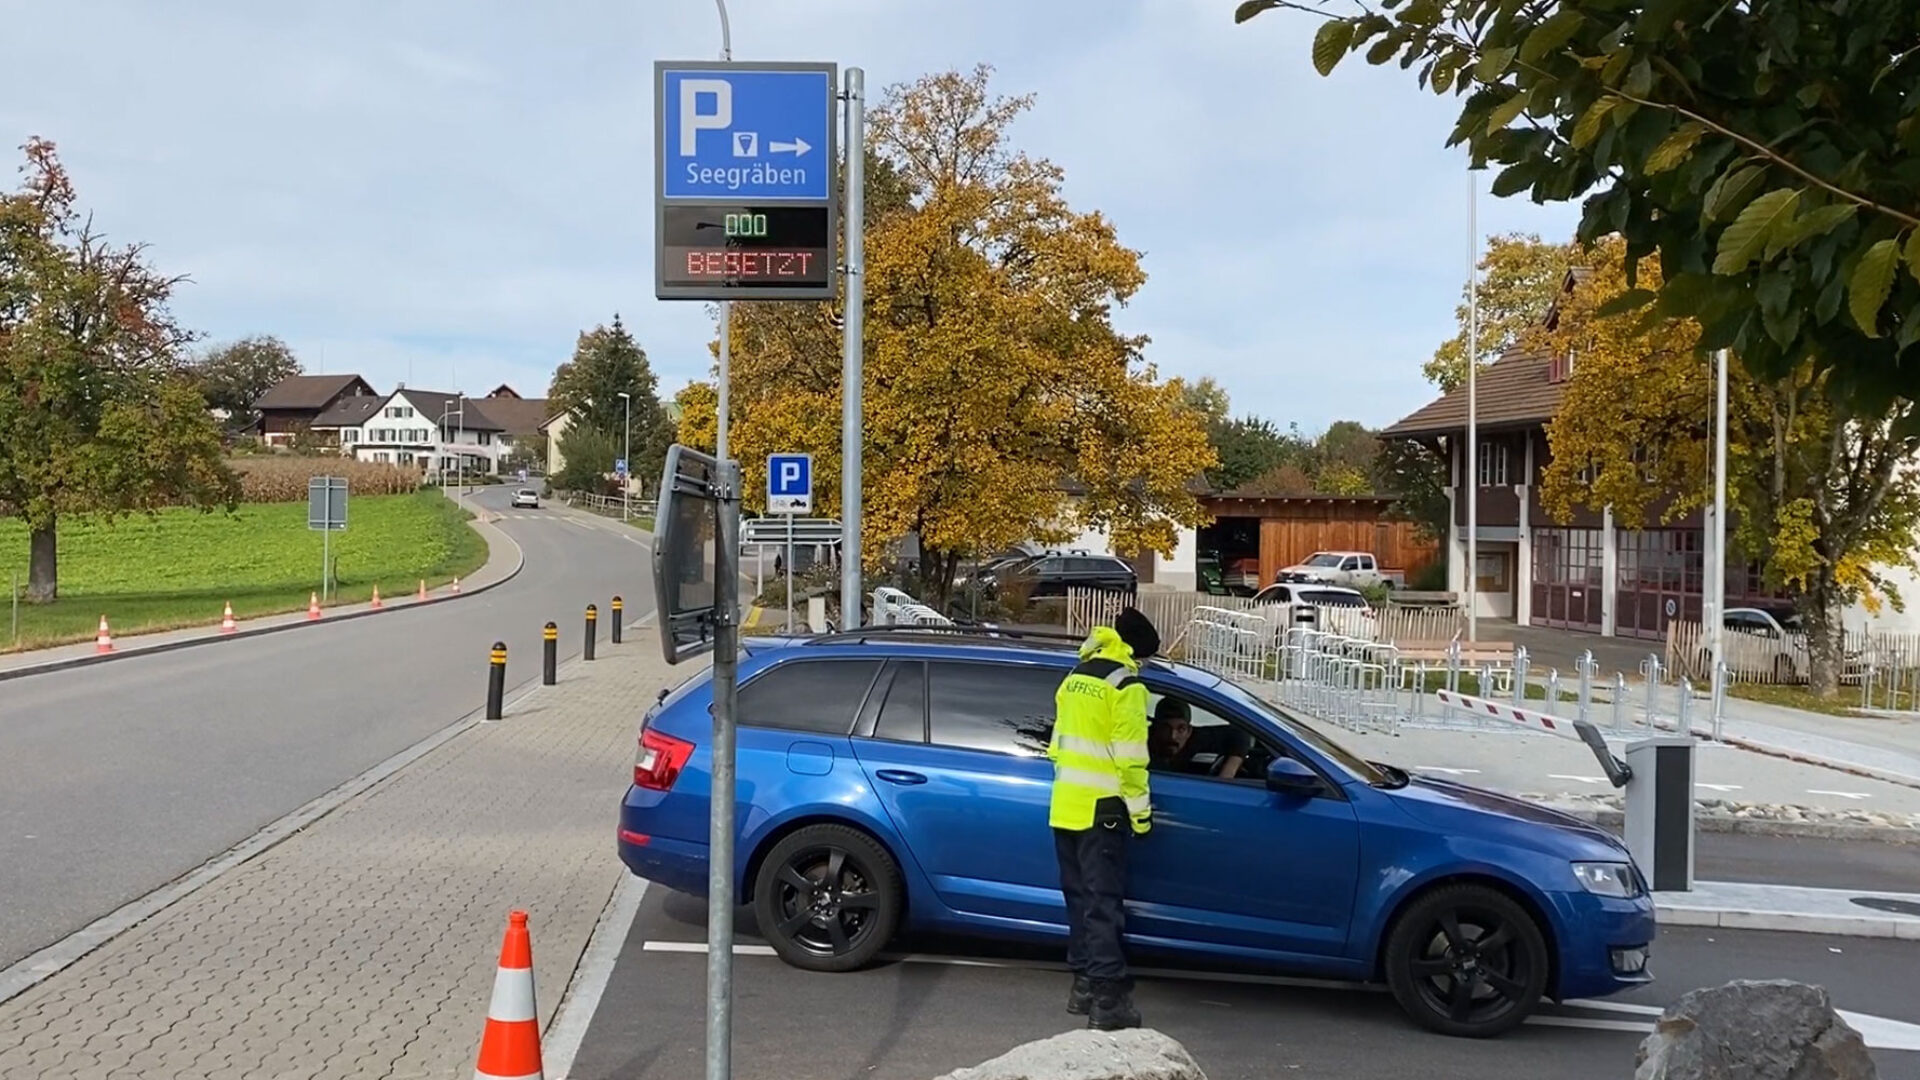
[1265,757,1322,797]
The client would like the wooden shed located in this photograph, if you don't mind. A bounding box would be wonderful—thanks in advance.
[1197,494,1439,587]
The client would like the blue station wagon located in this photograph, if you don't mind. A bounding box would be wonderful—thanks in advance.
[617,628,1656,1037]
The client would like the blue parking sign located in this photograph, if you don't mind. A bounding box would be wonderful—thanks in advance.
[767,453,812,514]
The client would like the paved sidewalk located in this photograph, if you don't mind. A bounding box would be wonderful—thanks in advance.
[1712,700,1920,786]
[0,633,694,1079]
[1659,880,1920,939]
[0,501,521,681]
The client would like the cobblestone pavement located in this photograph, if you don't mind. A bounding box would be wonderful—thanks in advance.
[0,634,693,1079]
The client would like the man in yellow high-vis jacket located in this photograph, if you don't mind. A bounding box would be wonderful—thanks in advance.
[1047,606,1158,1031]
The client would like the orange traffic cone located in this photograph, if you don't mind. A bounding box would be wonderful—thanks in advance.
[474,910,543,1080]
[308,592,322,620]
[95,615,114,654]
[452,576,461,595]
[418,579,427,601]
[220,601,237,635]
[370,585,383,610]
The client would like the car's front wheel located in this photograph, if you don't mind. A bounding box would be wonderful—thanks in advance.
[753,824,902,973]
[1383,883,1550,1038]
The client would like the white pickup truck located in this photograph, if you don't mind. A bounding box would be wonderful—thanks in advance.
[1272,551,1389,590]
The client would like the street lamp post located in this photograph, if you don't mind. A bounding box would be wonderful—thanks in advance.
[439,401,464,494]
[618,391,632,522]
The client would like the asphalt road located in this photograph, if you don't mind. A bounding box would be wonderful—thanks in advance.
[568,884,1920,1080]
[0,488,655,968]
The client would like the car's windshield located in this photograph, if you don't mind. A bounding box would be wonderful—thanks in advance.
[1204,675,1392,786]
[1303,553,1343,567]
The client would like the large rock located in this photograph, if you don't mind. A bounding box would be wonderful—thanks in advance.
[1634,980,1876,1080]
[936,1029,1207,1080]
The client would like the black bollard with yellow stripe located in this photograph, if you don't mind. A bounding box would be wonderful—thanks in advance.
[584,604,598,661]
[542,621,558,686]
[486,641,507,719]
[611,595,624,644]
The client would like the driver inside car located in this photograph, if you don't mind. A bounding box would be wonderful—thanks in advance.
[1147,698,1250,779]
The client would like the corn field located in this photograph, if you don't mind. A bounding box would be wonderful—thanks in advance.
[230,457,424,503]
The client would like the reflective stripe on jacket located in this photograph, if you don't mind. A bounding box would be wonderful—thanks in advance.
[1047,626,1151,833]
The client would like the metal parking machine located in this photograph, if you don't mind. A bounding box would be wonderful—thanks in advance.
[1433,688,1695,893]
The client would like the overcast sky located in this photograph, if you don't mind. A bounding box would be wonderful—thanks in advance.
[2,0,1580,432]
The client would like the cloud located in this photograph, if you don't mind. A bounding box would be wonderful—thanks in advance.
[2,0,1580,429]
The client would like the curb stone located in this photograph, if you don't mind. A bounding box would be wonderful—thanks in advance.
[0,514,523,684]
[1533,799,1920,845]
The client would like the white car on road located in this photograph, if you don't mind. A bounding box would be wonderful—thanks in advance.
[510,489,540,509]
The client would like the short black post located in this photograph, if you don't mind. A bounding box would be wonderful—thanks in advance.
[542,622,558,686]
[584,604,598,661]
[611,595,624,644]
[486,642,507,719]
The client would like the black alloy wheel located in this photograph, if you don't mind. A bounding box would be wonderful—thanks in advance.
[1384,884,1550,1038]
[753,824,902,973]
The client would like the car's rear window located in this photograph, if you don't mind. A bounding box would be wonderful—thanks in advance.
[1300,590,1364,607]
[737,659,883,735]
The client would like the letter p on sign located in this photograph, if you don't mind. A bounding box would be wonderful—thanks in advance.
[679,79,731,156]
[780,461,802,489]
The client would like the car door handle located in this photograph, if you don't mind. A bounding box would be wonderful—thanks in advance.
[874,769,928,786]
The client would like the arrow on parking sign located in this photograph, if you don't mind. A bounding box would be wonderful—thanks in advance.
[769,138,811,156]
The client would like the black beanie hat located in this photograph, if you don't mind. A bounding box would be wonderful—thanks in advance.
[1114,606,1160,660]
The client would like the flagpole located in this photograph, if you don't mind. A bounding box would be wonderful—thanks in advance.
[1465,166,1479,643]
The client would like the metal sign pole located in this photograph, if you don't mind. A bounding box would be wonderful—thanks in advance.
[323,523,331,603]
[706,457,741,1080]
[840,67,866,630]
[786,512,795,632]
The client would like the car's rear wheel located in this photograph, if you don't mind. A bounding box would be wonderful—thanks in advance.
[1773,654,1797,683]
[1384,883,1550,1038]
[753,824,901,973]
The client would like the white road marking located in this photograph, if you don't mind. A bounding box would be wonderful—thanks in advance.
[637,943,1920,1049]
[1413,767,1482,776]
[1548,774,1609,785]
[1807,790,1872,800]
[1527,1015,1654,1034]
[543,876,649,1080]
[1695,783,1744,792]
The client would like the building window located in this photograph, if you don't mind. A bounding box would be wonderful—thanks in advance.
[342,430,359,443]
[479,432,491,445]
[1478,441,1509,487]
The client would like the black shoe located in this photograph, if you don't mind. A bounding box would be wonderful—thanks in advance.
[1087,980,1141,1031]
[1066,974,1093,1015]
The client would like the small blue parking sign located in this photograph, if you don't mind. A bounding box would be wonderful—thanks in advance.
[614,458,628,478]
[767,453,812,515]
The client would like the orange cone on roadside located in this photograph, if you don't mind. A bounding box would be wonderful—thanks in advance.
[370,585,383,610]
[308,592,322,620]
[95,615,114,654]
[418,579,427,601]
[220,601,237,635]
[474,910,543,1080]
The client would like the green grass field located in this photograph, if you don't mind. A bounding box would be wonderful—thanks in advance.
[1,491,488,651]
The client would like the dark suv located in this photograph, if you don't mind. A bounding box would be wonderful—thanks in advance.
[994,552,1137,597]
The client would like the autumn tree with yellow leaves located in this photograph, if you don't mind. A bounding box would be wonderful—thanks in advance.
[1535,236,1920,699]
[678,66,1215,604]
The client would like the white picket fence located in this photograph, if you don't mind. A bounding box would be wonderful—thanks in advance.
[1665,618,1920,711]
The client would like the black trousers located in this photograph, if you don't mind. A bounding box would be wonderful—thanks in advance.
[1054,795,1131,984]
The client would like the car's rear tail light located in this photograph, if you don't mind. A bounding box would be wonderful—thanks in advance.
[634,727,695,791]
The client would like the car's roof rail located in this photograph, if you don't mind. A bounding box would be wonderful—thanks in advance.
[800,623,1088,650]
